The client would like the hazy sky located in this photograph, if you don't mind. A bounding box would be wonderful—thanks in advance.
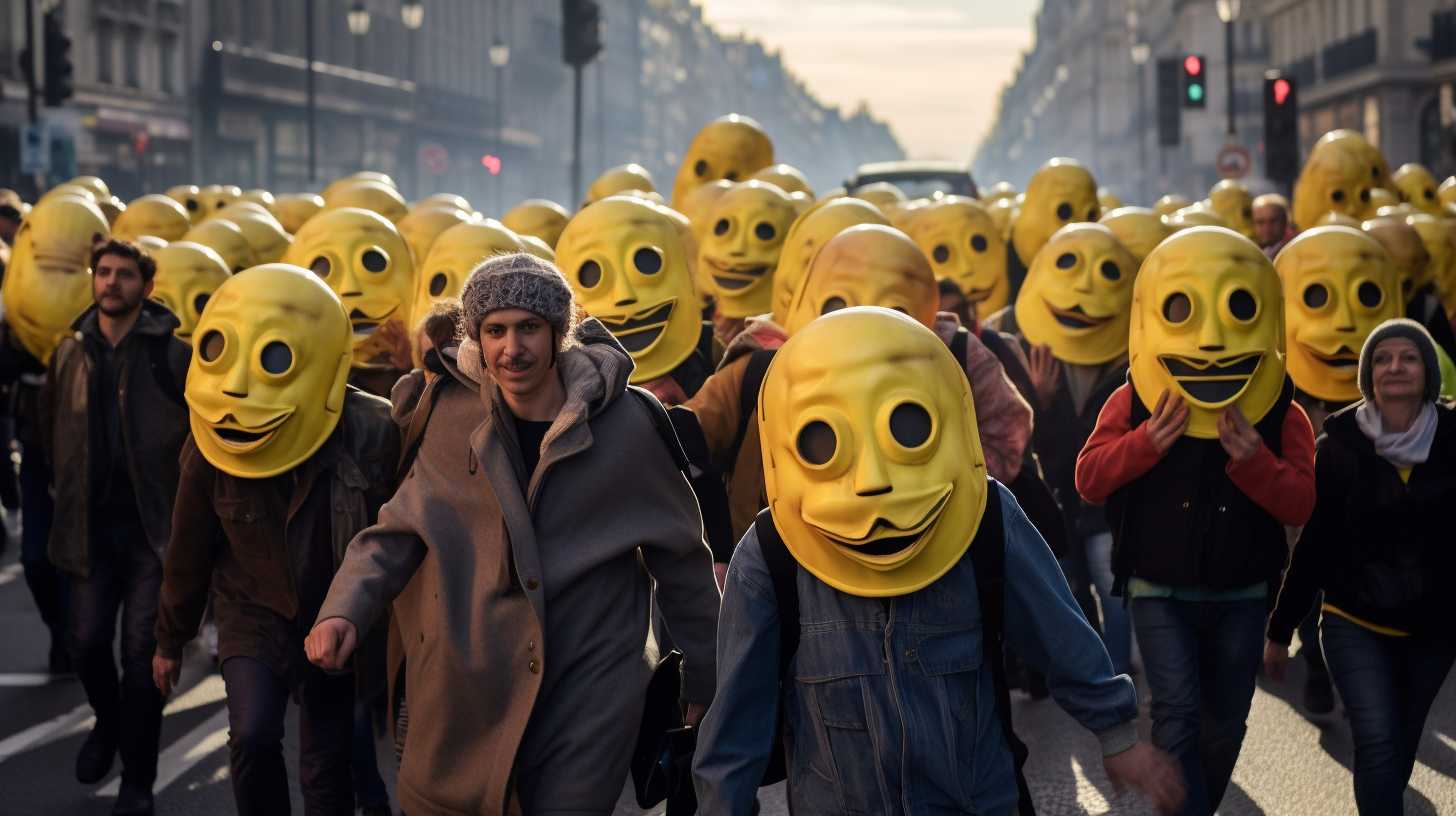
[697,1,1038,161]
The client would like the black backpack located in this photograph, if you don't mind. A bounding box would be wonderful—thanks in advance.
[754,490,1036,814]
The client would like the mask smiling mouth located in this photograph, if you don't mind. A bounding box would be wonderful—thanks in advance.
[814,489,951,568]
[207,410,293,453]
[598,300,676,353]
[963,285,994,304]
[1159,352,1263,404]
[1303,343,1359,368]
[348,305,398,336]
[704,257,770,291]
[1044,300,1112,329]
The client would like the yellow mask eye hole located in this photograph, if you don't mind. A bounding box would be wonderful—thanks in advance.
[199,329,226,363]
[932,244,950,264]
[1227,288,1258,323]
[1302,282,1330,310]
[360,248,389,273]
[1162,292,1193,325]
[712,218,730,237]
[578,260,603,288]
[724,171,739,181]
[887,402,933,450]
[632,247,663,275]
[192,292,212,317]
[754,222,776,241]
[820,295,848,315]
[970,234,989,253]
[1055,202,1073,220]
[259,340,294,376]
[309,256,331,279]
[1355,280,1384,309]
[1331,189,1347,204]
[428,272,450,297]
[693,160,708,178]
[1054,251,1078,270]
[1099,260,1122,282]
[795,420,839,469]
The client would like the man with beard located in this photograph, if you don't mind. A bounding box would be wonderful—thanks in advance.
[43,239,190,816]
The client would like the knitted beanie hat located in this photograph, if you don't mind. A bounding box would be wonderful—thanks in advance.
[460,252,576,341]
[1357,318,1440,403]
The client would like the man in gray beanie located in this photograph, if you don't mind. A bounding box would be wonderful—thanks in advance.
[307,253,721,814]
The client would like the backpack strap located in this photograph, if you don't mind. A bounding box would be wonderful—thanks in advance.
[968,487,1037,815]
[148,338,185,407]
[395,374,450,483]
[753,507,797,787]
[668,406,736,563]
[628,385,691,472]
[729,349,777,469]
[950,326,970,368]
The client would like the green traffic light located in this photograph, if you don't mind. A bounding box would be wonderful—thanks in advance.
[1188,83,1204,102]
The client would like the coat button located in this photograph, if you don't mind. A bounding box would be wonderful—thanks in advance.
[527,640,536,651]
[525,578,540,590]
[1219,505,1227,512]
[1181,501,1190,510]
[419,634,424,643]
[904,648,917,659]
[528,659,539,673]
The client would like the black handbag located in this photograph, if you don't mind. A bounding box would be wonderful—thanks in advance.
[631,650,699,813]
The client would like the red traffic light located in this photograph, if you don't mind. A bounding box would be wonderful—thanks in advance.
[480,154,502,175]
[1184,55,1203,76]
[1272,78,1292,105]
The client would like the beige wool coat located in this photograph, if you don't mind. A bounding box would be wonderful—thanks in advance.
[318,324,720,816]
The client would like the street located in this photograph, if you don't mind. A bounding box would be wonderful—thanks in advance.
[0,542,1450,815]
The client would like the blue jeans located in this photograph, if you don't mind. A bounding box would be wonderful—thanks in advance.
[1132,597,1265,816]
[1320,615,1456,815]
[1086,532,1132,674]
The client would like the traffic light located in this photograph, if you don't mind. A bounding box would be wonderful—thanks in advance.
[1264,74,1300,184]
[562,0,602,67]
[42,9,73,107]
[1157,58,1182,147]
[1182,54,1206,109]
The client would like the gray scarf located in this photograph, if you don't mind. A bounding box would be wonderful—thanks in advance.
[1355,401,1438,469]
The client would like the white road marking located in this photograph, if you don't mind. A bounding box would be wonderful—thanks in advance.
[0,703,92,765]
[0,563,22,587]
[1069,755,1112,814]
[97,707,230,797]
[0,673,55,687]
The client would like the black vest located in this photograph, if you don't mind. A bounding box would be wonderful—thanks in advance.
[1105,376,1295,593]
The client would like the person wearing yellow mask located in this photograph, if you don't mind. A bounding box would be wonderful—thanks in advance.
[1363,214,1456,364]
[904,196,1010,322]
[991,221,1141,673]
[693,307,1184,816]
[1076,226,1316,816]
[149,241,231,341]
[1007,158,1100,298]
[697,180,801,345]
[500,199,571,250]
[152,264,398,816]
[670,114,775,209]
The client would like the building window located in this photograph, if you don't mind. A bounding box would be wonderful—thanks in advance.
[97,20,114,84]
[124,24,141,87]
[1364,95,1381,152]
[160,31,177,94]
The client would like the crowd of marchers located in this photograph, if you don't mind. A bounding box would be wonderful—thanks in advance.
[0,117,1452,816]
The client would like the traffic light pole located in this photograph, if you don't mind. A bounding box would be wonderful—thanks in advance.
[1224,19,1237,136]
[305,0,318,183]
[570,63,583,208]
[24,0,37,124]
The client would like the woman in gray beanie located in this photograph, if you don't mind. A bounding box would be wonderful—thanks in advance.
[1265,318,1456,814]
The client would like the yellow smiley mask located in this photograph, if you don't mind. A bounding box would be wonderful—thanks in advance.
[322,181,408,223]
[151,241,232,340]
[1014,223,1138,365]
[771,197,889,326]
[224,212,293,264]
[699,181,800,318]
[904,196,1009,319]
[671,114,775,208]
[1207,180,1256,241]
[2,194,109,363]
[283,207,417,369]
[397,205,471,265]
[183,220,257,274]
[1130,227,1286,438]
[1392,163,1443,215]
[1406,213,1456,316]
[1275,226,1400,403]
[983,182,1018,203]
[1317,129,1390,190]
[1012,158,1099,264]
[750,164,814,197]
[412,219,524,325]
[501,199,571,250]
[273,193,325,234]
[112,195,191,242]
[167,185,204,223]
[1099,206,1173,266]
[783,224,938,337]
[1153,195,1192,218]
[1294,140,1373,230]
[186,264,352,479]
[1362,216,1431,304]
[759,306,988,597]
[557,196,700,382]
[584,164,657,208]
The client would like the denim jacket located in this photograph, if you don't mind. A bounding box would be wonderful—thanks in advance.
[693,482,1138,815]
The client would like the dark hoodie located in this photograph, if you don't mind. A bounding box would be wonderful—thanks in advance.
[1269,401,1456,643]
[42,300,190,577]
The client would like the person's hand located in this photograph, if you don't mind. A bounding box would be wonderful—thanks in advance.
[304,617,359,672]
[377,319,415,372]
[152,652,182,697]
[1144,389,1190,455]
[1027,344,1062,409]
[712,562,729,592]
[684,702,709,728]
[1103,741,1186,814]
[1217,405,1263,463]
[1263,639,1291,683]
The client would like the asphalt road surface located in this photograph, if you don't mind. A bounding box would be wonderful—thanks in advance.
[1,544,1452,815]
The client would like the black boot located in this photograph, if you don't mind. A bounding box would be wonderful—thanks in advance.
[75,724,118,784]
[48,630,73,676]
[112,781,154,816]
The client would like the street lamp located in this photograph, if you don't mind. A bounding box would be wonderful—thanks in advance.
[1215,0,1241,137]
[489,40,510,69]
[401,0,424,30]
[489,37,510,213]
[347,1,371,36]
